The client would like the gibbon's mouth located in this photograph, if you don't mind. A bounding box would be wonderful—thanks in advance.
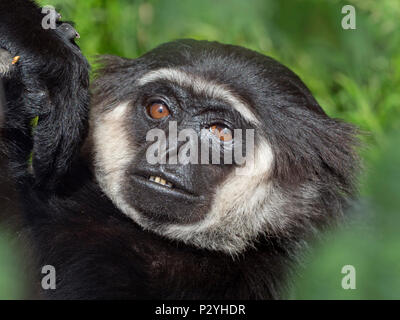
[148,175,173,188]
[131,171,198,200]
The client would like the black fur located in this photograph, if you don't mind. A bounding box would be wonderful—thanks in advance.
[0,1,359,299]
[0,0,89,188]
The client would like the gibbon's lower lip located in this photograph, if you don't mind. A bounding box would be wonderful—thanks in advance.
[131,174,198,200]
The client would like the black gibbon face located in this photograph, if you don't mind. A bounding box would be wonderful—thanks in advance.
[91,39,358,254]
[125,79,254,225]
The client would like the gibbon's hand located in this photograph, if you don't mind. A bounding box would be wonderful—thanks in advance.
[0,0,90,190]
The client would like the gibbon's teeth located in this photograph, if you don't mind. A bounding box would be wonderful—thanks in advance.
[148,176,173,188]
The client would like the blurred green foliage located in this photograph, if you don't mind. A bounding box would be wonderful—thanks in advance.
[1,0,399,299]
[293,129,400,299]
[0,230,27,299]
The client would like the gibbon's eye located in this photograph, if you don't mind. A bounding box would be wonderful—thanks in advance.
[209,124,233,142]
[147,102,170,119]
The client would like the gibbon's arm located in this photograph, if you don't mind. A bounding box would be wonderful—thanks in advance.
[0,0,90,190]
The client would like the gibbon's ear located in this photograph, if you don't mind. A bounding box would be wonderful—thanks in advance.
[93,55,132,76]
[91,55,142,108]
